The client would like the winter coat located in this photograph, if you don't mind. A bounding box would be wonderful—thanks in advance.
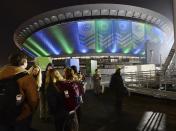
[109,70,127,98]
[0,65,39,121]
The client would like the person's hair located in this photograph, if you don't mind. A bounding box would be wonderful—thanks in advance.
[71,65,78,74]
[45,69,63,87]
[45,63,54,71]
[28,64,42,88]
[64,67,74,80]
[8,52,27,66]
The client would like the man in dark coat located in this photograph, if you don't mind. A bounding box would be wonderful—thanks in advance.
[109,67,128,114]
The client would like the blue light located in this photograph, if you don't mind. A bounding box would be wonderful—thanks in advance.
[111,42,117,53]
[78,21,95,53]
[133,41,145,55]
[22,48,36,58]
[152,27,164,44]
[81,49,88,53]
[80,23,92,32]
[133,49,141,54]
[111,49,117,53]
[35,31,60,55]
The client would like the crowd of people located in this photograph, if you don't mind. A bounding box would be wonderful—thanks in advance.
[0,51,129,131]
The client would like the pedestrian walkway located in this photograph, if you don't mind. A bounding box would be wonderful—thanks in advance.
[32,88,176,131]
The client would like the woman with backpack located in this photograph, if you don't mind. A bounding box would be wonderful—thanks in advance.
[56,67,84,131]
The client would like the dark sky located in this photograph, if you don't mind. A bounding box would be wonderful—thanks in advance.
[0,0,173,66]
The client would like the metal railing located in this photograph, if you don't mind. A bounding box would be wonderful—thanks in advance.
[123,69,176,92]
[84,70,176,92]
[83,70,176,100]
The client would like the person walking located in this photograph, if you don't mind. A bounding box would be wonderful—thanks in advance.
[109,67,128,115]
[92,69,102,95]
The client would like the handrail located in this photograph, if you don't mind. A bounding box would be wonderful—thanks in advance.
[83,70,176,100]
[122,69,176,91]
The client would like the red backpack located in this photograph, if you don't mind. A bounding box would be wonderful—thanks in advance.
[56,81,84,112]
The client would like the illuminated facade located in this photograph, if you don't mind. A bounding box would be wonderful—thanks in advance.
[22,19,165,57]
[14,4,174,64]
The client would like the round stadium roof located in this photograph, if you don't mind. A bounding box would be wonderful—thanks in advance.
[14,4,174,59]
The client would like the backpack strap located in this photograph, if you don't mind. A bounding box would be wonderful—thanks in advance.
[14,71,29,80]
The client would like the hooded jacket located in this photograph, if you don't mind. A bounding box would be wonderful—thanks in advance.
[0,65,39,121]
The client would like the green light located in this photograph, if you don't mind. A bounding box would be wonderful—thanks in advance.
[95,20,107,53]
[123,48,130,54]
[95,39,103,53]
[27,38,49,56]
[123,42,133,54]
[49,26,73,54]
[96,49,103,53]
[97,21,109,32]
[23,43,42,57]
[141,51,145,55]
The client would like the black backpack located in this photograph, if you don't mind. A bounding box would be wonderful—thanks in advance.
[0,72,28,125]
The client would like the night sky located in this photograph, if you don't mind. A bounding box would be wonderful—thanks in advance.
[0,0,173,66]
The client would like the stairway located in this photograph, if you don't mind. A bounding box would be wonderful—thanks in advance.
[162,48,175,73]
